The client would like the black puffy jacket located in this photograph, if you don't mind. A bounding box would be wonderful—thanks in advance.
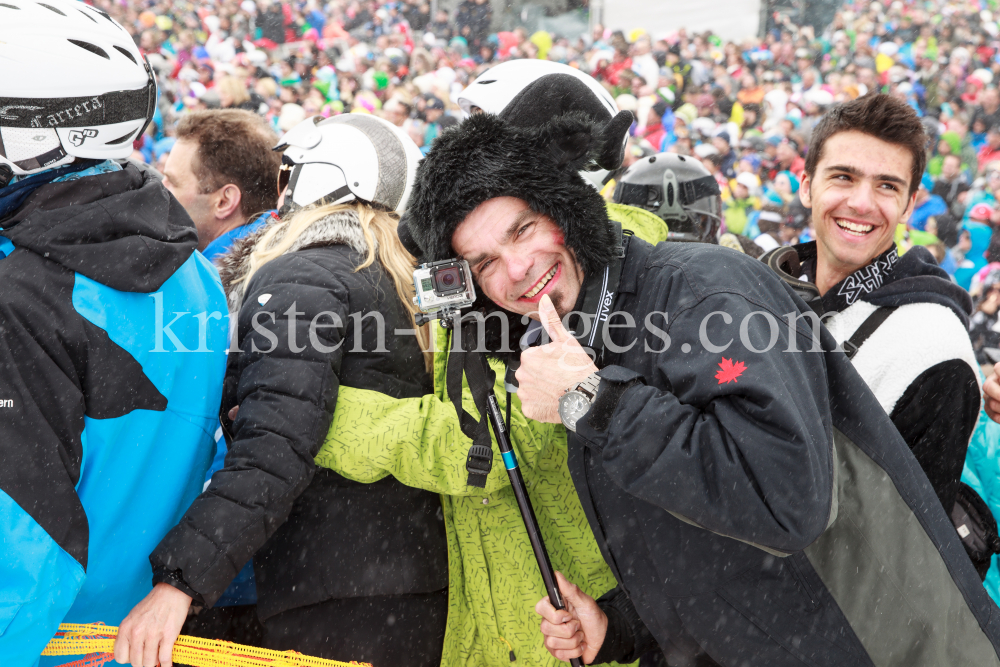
[150,210,448,621]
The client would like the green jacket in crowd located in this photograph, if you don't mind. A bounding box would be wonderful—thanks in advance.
[313,203,665,667]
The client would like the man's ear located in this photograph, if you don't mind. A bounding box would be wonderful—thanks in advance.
[799,173,812,207]
[901,191,917,224]
[215,184,243,221]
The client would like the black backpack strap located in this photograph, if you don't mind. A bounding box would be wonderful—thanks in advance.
[843,306,898,359]
[446,319,496,488]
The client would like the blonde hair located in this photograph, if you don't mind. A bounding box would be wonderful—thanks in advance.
[236,201,432,370]
[216,75,251,107]
[255,77,279,99]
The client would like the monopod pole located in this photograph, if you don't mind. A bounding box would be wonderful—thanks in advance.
[482,388,585,667]
[442,308,584,667]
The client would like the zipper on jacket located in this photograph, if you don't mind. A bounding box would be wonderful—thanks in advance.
[499,635,516,662]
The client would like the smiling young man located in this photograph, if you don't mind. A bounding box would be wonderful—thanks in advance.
[763,94,981,521]
[399,108,1000,667]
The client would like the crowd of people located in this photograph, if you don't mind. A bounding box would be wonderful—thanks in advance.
[11,0,1000,666]
[88,0,1000,369]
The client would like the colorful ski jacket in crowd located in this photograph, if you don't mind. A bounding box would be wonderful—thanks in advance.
[963,408,1000,602]
[0,162,228,666]
[313,203,665,667]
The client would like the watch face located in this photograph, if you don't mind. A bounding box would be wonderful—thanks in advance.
[559,391,592,429]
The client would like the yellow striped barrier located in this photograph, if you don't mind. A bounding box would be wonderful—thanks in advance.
[43,623,373,667]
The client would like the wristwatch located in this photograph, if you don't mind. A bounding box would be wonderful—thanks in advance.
[558,372,601,432]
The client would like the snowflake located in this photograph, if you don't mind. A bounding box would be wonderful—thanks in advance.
[715,357,747,385]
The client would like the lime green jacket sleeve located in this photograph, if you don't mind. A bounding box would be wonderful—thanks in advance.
[315,330,563,496]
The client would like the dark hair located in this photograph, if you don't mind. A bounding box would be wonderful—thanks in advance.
[705,153,724,168]
[804,93,926,196]
[175,109,282,219]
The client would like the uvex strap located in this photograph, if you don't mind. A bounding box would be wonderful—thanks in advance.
[568,223,630,365]
[615,174,719,209]
[447,320,496,487]
[843,306,897,359]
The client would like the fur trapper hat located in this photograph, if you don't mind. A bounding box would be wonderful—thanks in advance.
[397,111,623,278]
[397,111,631,362]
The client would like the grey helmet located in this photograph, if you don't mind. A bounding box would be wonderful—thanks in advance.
[612,152,722,243]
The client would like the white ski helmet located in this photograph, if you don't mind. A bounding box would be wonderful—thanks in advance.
[457,59,617,118]
[0,0,156,182]
[274,113,423,214]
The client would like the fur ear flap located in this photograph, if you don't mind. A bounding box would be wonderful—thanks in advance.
[396,212,423,259]
[549,129,594,167]
[595,110,634,170]
[536,112,602,169]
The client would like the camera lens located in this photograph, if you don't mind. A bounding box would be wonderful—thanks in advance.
[433,266,464,295]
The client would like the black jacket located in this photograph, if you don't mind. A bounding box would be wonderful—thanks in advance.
[259,6,286,44]
[150,211,448,621]
[569,238,1000,666]
[931,176,970,246]
[455,0,491,46]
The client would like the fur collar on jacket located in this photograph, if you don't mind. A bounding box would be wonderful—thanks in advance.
[217,208,370,312]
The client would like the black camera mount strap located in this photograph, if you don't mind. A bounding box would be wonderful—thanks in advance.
[446,317,496,487]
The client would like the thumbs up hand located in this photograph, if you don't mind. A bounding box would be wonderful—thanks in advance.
[515,295,599,424]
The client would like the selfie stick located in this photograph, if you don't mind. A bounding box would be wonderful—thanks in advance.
[440,309,584,667]
[484,390,584,667]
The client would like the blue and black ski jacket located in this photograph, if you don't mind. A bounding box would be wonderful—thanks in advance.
[0,162,228,666]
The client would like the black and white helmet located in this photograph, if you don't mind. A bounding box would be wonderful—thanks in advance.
[274,114,423,214]
[613,152,723,243]
[0,0,156,183]
[458,59,617,118]
[457,59,633,175]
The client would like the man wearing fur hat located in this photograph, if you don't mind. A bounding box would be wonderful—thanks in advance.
[313,64,665,667]
[398,108,1000,666]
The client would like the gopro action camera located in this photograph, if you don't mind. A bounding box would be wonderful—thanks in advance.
[412,259,477,318]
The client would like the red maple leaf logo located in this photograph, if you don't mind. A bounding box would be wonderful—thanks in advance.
[715,357,747,385]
